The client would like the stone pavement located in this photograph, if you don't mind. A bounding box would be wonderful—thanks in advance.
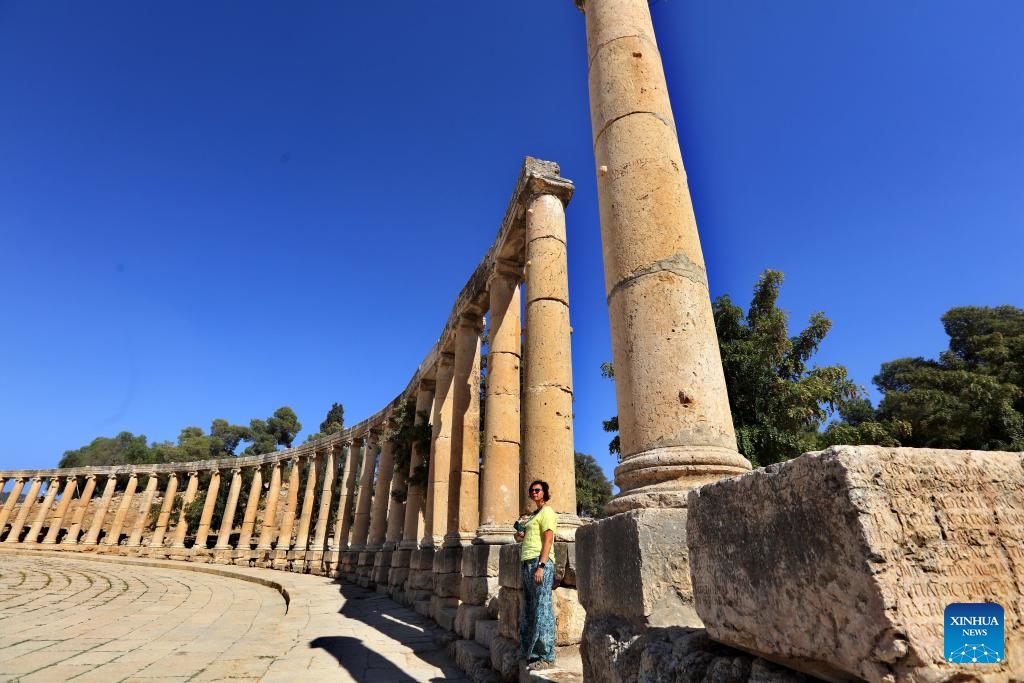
[0,550,466,682]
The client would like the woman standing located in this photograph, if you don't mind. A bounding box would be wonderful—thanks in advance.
[514,479,557,669]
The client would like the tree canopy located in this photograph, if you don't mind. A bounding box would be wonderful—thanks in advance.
[574,452,612,518]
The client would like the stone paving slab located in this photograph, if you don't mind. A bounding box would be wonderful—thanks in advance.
[0,549,466,682]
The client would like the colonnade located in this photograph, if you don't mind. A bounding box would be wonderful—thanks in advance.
[0,158,579,592]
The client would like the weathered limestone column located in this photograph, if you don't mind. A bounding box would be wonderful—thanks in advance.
[236,467,263,550]
[578,0,749,513]
[170,471,199,548]
[311,447,335,550]
[384,448,408,549]
[368,438,396,549]
[401,382,434,550]
[351,432,379,550]
[335,439,361,550]
[41,477,77,545]
[4,476,42,544]
[127,473,159,547]
[193,469,221,550]
[446,313,483,547]
[292,454,319,555]
[422,353,455,549]
[0,477,26,535]
[477,263,522,543]
[149,473,179,548]
[256,462,282,550]
[62,473,97,545]
[105,472,137,546]
[522,193,578,523]
[28,477,63,544]
[214,468,243,550]
[275,458,300,550]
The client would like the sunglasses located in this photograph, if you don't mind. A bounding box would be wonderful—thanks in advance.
[529,488,543,493]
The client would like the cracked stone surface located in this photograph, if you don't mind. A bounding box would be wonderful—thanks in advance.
[0,551,465,682]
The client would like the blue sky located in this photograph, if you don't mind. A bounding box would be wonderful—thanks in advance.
[2,1,1022,484]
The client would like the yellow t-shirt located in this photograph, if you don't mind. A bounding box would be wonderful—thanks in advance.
[520,505,557,562]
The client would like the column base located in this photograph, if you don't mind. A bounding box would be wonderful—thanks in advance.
[607,445,751,515]
[442,531,474,548]
[473,523,516,545]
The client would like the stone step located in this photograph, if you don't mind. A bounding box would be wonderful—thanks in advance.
[517,649,583,683]
[475,619,500,649]
[435,606,458,632]
[414,598,432,617]
[454,639,500,683]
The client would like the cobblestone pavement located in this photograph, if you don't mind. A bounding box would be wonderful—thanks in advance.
[0,552,465,683]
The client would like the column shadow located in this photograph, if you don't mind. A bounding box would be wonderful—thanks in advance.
[307,583,462,682]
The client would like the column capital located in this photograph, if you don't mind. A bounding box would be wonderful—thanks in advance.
[186,470,199,478]
[491,258,524,282]
[230,466,242,475]
[438,351,455,367]
[458,309,484,332]
[418,378,436,393]
[31,475,43,483]
[83,473,97,481]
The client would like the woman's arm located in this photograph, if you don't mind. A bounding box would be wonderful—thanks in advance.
[533,529,554,585]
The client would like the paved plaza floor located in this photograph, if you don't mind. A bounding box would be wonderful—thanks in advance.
[0,551,466,682]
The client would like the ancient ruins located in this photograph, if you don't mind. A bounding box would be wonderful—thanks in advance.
[1,0,1020,681]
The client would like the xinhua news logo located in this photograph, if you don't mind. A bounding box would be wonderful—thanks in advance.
[944,603,1004,664]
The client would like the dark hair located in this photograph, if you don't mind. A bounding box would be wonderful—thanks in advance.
[528,480,551,502]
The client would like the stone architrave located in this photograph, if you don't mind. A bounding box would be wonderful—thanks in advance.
[522,193,578,524]
[193,469,221,550]
[310,446,336,554]
[0,478,27,537]
[275,459,300,550]
[351,433,380,550]
[292,454,319,554]
[62,474,98,545]
[477,262,522,544]
[368,436,396,549]
[236,466,262,551]
[4,476,42,544]
[28,477,63,544]
[170,471,199,548]
[446,312,483,547]
[127,474,159,547]
[335,439,362,551]
[423,353,455,549]
[256,463,282,551]
[41,477,77,545]
[687,446,1024,683]
[148,473,179,548]
[401,382,434,550]
[576,0,750,513]
[214,468,243,550]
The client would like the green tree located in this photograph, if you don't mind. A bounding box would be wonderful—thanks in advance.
[824,306,1024,450]
[306,402,345,442]
[210,419,250,456]
[59,432,153,468]
[602,270,860,468]
[574,452,612,518]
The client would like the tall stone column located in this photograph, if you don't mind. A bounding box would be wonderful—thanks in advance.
[446,313,483,547]
[41,477,77,545]
[105,472,138,546]
[385,441,409,549]
[4,476,42,544]
[170,471,199,548]
[522,193,578,523]
[214,468,243,550]
[28,477,63,544]
[477,263,522,543]
[335,439,361,550]
[149,473,179,548]
[422,353,455,549]
[368,437,396,549]
[351,433,379,550]
[275,458,300,550]
[577,0,749,514]
[256,462,282,550]
[312,446,336,552]
[401,382,434,550]
[292,454,318,555]
[237,466,263,550]
[0,477,26,535]
[193,469,221,550]
[62,474,97,545]
[127,474,159,547]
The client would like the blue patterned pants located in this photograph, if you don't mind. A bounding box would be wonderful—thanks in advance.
[519,558,555,662]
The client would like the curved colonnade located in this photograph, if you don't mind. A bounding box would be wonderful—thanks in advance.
[0,159,580,644]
